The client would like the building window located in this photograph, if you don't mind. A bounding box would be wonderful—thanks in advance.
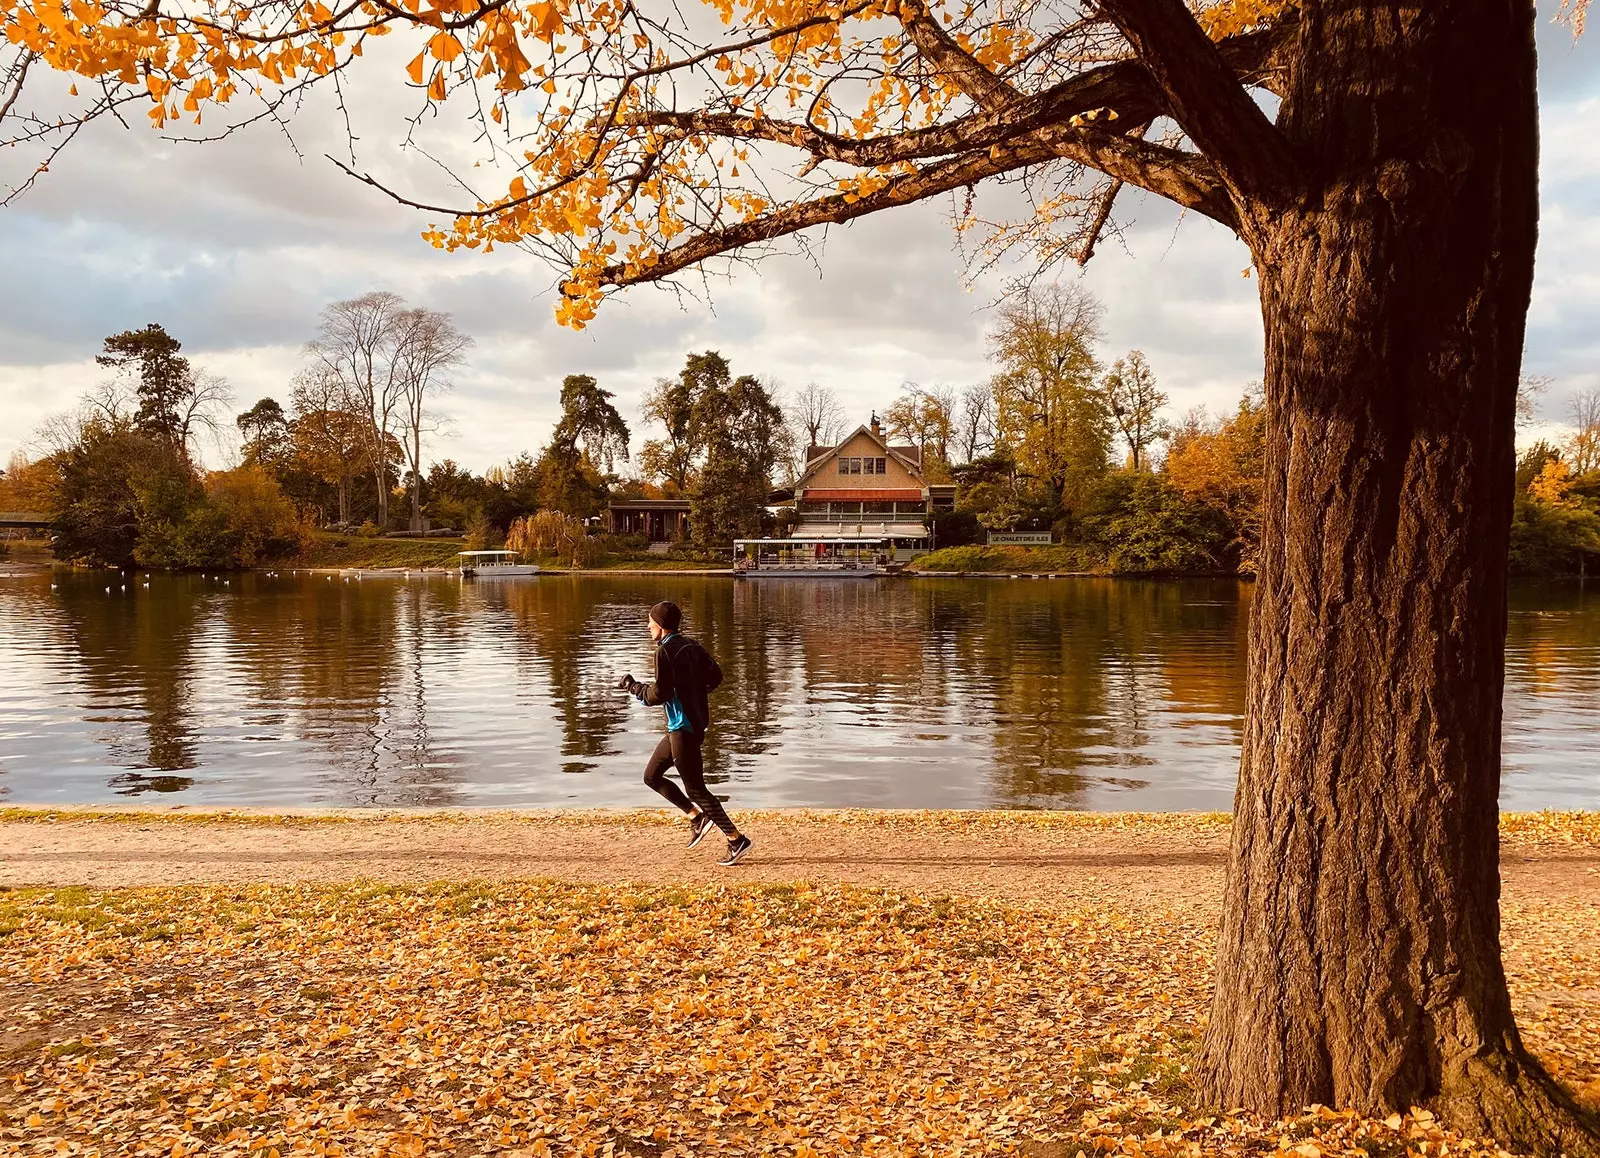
[799,500,828,514]
[869,457,886,474]
[863,500,896,515]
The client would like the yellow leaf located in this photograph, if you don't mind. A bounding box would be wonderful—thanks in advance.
[428,31,462,61]
[428,69,447,100]
[406,51,426,85]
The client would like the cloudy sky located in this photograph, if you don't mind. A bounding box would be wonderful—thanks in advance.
[2,18,1597,475]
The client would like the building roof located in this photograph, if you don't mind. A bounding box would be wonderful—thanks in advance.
[606,498,692,510]
[794,424,927,491]
[806,442,922,466]
[801,488,924,502]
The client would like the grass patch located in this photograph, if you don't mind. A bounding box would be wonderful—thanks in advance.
[909,543,1109,574]
[283,531,466,570]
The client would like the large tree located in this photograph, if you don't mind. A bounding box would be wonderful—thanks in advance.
[95,325,232,463]
[534,374,630,517]
[789,382,848,474]
[690,370,790,547]
[393,308,472,531]
[5,0,1597,1147]
[638,373,700,494]
[884,384,958,478]
[1101,351,1168,472]
[289,367,373,527]
[236,398,291,472]
[308,292,410,531]
[989,282,1112,517]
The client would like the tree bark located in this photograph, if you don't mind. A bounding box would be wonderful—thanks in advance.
[1201,4,1598,1151]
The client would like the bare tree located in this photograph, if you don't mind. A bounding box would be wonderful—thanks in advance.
[956,384,995,464]
[790,382,846,468]
[393,308,472,531]
[177,369,236,466]
[1567,386,1600,475]
[309,292,409,531]
[1516,374,1551,430]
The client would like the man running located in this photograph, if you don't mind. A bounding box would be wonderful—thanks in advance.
[616,600,753,865]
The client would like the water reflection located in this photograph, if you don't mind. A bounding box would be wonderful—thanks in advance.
[0,571,1594,810]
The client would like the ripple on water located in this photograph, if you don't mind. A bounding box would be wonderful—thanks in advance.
[0,572,1595,809]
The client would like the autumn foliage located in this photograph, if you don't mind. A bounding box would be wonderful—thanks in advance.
[2,0,1306,326]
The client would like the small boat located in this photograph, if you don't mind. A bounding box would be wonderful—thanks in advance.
[733,537,890,578]
[458,549,541,577]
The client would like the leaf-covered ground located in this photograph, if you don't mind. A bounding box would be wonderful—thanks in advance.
[1,873,1596,1157]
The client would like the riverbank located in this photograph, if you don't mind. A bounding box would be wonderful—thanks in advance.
[1,809,1596,1156]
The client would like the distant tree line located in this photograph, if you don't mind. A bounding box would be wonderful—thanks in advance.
[11,322,303,569]
[6,283,1591,577]
[1508,386,1600,576]
[422,351,792,552]
[810,281,1270,575]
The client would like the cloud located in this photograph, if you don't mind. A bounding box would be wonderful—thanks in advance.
[2,29,1598,472]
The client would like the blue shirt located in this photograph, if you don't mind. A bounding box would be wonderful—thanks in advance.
[660,633,690,732]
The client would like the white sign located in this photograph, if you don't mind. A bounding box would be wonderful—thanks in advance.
[987,532,1054,546]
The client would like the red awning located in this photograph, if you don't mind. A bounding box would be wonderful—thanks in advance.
[800,489,925,501]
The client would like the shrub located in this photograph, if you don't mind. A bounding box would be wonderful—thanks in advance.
[206,465,304,566]
[1087,473,1228,575]
[356,520,382,538]
[930,509,982,548]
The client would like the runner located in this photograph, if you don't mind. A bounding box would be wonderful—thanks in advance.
[617,600,752,865]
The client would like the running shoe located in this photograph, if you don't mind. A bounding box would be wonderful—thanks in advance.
[718,834,753,866]
[687,813,716,849]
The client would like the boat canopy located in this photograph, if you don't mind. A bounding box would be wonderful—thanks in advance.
[458,550,520,558]
[734,537,884,547]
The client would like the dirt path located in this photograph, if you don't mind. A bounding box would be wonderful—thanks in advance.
[5,808,1597,917]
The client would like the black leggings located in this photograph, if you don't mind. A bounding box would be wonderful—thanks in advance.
[643,731,737,837]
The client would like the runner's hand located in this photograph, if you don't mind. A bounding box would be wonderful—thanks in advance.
[615,674,636,692]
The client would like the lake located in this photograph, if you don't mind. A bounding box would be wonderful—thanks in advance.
[0,570,1596,811]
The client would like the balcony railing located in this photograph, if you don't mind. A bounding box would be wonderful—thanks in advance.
[795,506,929,519]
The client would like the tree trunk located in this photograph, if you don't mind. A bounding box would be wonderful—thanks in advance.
[374,461,389,531]
[1201,4,1598,1151]
[410,430,424,533]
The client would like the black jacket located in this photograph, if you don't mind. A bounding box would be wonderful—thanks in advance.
[630,633,723,736]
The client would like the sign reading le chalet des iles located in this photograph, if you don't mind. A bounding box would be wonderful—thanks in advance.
[987,532,1054,546]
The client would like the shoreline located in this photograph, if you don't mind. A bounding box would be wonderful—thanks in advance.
[4,807,1595,901]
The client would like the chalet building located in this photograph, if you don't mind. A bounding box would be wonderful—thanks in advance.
[791,415,956,558]
[605,498,690,542]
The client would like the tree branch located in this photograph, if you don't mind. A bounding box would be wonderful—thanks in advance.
[1097,0,1297,205]
[596,121,1234,290]
[622,21,1285,171]
[896,0,1018,112]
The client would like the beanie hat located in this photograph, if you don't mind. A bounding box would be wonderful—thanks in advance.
[649,601,682,632]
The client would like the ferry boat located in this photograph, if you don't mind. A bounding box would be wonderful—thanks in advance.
[457,550,541,577]
[732,537,891,578]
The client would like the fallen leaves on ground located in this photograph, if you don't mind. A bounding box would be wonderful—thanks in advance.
[2,879,1595,1157]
